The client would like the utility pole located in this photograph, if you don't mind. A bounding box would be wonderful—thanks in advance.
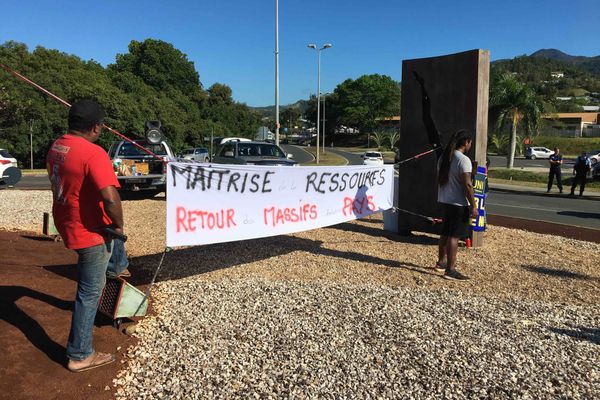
[28,119,35,170]
[275,0,280,146]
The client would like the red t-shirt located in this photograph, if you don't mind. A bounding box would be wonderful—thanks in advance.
[46,134,120,250]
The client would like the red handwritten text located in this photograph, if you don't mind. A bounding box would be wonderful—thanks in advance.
[342,196,376,216]
[176,206,236,232]
[263,203,318,227]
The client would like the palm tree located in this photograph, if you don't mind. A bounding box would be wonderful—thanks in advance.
[369,130,386,149]
[388,130,400,150]
[490,73,543,168]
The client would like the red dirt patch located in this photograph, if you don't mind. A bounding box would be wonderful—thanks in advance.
[0,231,137,400]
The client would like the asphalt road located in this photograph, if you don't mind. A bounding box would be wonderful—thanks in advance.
[486,190,600,230]
[10,150,600,231]
[281,145,314,164]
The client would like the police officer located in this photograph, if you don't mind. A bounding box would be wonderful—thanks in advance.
[547,147,563,194]
[570,151,591,196]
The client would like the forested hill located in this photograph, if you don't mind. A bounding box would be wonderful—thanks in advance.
[491,51,600,111]
[251,99,310,118]
[530,49,600,75]
[0,39,262,167]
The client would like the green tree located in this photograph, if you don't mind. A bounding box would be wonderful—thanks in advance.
[490,73,543,168]
[369,130,386,149]
[110,39,201,94]
[335,74,400,134]
[280,107,301,134]
[388,130,400,150]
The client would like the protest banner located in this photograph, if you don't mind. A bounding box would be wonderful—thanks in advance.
[471,165,487,232]
[166,162,394,247]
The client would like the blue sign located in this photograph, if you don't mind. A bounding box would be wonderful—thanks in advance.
[471,166,487,232]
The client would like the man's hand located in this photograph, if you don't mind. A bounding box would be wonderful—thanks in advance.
[470,206,479,219]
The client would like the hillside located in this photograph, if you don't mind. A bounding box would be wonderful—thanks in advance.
[252,99,310,118]
[530,48,600,76]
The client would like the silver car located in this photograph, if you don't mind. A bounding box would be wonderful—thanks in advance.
[180,148,210,162]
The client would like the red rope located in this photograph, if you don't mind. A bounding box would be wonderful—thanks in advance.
[0,63,165,161]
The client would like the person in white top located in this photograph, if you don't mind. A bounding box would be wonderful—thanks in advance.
[435,130,477,281]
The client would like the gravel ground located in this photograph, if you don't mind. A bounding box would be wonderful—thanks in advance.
[113,279,599,399]
[1,190,599,398]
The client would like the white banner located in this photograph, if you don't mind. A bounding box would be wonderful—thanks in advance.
[166,162,394,247]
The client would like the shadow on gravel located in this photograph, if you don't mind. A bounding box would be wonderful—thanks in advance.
[549,326,600,345]
[521,264,599,282]
[106,233,437,286]
[330,222,438,246]
[556,210,600,219]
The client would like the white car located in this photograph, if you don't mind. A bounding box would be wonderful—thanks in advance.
[0,148,21,187]
[525,147,553,160]
[587,149,600,165]
[362,151,384,165]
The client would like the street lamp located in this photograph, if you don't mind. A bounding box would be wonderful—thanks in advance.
[321,92,331,152]
[308,43,332,164]
[275,0,280,146]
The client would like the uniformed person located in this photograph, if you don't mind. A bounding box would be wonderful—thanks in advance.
[570,151,591,196]
[547,147,563,194]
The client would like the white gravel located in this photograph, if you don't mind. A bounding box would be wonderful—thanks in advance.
[114,278,599,399]
[2,190,599,398]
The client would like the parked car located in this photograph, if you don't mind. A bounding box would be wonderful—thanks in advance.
[212,141,296,166]
[592,162,600,180]
[108,140,173,193]
[362,151,384,166]
[587,149,600,165]
[525,147,553,160]
[180,147,210,162]
[0,148,21,187]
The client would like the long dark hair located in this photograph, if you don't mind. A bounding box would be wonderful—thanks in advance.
[438,129,472,186]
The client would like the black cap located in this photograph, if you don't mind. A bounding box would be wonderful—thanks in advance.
[68,99,106,131]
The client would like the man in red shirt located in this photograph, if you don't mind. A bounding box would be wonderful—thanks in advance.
[47,99,124,372]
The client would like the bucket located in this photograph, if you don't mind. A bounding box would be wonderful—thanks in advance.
[98,277,148,319]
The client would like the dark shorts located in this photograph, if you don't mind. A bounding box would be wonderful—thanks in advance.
[440,203,471,238]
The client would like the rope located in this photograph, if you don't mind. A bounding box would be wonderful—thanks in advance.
[0,62,165,161]
[392,207,443,224]
[133,247,172,316]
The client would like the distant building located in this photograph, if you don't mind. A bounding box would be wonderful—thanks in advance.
[551,71,564,79]
[582,105,600,112]
[556,97,573,101]
[541,112,600,137]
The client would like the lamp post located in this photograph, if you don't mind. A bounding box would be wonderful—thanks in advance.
[275,0,280,146]
[321,92,331,153]
[28,119,35,170]
[307,43,332,164]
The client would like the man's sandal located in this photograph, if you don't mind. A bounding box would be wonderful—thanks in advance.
[68,352,115,372]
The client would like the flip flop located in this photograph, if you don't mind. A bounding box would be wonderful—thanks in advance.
[68,352,115,373]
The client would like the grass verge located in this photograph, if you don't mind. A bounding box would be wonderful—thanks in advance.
[301,148,347,166]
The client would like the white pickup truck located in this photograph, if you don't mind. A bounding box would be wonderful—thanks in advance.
[108,140,172,193]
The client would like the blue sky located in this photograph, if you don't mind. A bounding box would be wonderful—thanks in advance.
[1,0,598,106]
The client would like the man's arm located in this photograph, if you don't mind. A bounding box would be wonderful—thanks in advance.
[462,172,478,218]
[100,186,124,232]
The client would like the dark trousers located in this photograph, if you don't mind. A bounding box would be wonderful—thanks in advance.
[547,168,562,192]
[570,173,587,195]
